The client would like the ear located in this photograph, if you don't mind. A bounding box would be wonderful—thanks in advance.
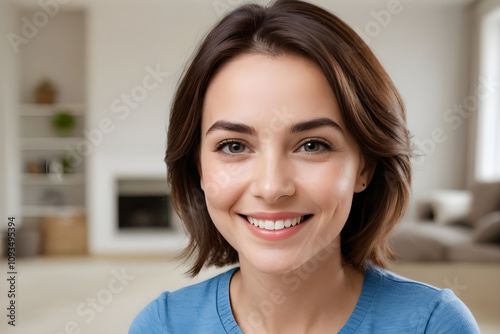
[354,154,376,193]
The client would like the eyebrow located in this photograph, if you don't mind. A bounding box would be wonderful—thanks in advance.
[205,117,343,136]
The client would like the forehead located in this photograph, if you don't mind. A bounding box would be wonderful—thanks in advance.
[202,53,344,129]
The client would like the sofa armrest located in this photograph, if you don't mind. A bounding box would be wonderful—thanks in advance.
[390,221,471,261]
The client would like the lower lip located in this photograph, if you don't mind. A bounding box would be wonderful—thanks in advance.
[240,215,312,241]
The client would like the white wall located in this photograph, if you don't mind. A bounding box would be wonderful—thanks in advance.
[0,1,21,225]
[334,2,472,217]
[300,1,472,218]
[83,0,472,252]
[472,0,500,182]
[86,0,218,253]
[19,10,86,104]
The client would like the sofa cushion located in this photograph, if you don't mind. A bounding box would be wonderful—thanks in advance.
[430,190,473,225]
[447,242,500,261]
[390,221,471,261]
[466,181,500,227]
[472,211,500,243]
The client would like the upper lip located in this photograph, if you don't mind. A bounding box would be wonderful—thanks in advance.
[242,212,310,220]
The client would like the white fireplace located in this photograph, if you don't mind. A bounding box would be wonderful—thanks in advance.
[87,152,187,255]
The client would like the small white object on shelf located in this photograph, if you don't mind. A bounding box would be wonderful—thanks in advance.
[21,205,86,218]
[19,103,85,116]
[21,137,82,150]
[22,173,84,185]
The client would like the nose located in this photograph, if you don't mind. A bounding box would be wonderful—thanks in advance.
[250,151,295,203]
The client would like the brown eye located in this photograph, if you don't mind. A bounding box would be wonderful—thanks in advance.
[216,140,250,155]
[298,139,332,154]
[228,142,246,153]
[304,141,320,152]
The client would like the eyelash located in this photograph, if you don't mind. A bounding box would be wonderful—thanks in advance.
[214,137,334,156]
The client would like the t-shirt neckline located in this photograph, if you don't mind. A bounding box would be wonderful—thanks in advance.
[216,266,380,334]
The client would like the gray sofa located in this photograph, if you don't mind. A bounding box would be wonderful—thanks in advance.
[390,182,500,262]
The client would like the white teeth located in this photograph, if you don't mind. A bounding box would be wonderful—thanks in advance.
[246,216,307,230]
[258,220,265,229]
[265,220,274,230]
[275,220,285,230]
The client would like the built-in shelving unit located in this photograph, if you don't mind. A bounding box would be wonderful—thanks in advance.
[15,8,88,256]
[19,103,86,219]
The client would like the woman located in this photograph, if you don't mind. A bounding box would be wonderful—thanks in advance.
[130,0,479,332]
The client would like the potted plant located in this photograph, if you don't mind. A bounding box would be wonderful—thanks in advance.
[35,79,57,104]
[62,155,76,173]
[51,111,76,137]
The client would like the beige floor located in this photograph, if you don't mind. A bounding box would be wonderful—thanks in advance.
[0,257,498,333]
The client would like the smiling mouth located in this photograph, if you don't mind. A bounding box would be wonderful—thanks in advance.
[240,214,313,231]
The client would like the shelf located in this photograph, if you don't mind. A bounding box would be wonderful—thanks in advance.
[22,173,84,185]
[15,11,87,226]
[21,205,86,218]
[20,103,85,116]
[21,137,83,150]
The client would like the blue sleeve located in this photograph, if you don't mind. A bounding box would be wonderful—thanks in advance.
[129,292,169,334]
[424,289,480,334]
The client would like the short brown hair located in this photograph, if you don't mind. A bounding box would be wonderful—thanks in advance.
[166,0,412,276]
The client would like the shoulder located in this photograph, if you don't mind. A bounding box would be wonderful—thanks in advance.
[129,267,237,334]
[373,266,445,301]
[361,266,480,333]
[129,291,170,333]
[423,287,481,333]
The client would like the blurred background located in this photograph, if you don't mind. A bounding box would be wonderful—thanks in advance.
[0,0,499,333]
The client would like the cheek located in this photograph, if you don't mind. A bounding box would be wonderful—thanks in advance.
[297,158,359,240]
[298,159,358,202]
[200,156,249,212]
[200,158,250,249]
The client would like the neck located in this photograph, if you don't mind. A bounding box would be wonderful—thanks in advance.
[230,251,364,334]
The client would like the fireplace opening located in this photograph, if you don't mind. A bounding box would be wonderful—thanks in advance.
[118,195,170,229]
[117,178,174,231]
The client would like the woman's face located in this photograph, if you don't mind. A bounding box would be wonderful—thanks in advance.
[199,53,370,274]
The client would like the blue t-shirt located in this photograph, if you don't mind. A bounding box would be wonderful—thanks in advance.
[129,266,480,333]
